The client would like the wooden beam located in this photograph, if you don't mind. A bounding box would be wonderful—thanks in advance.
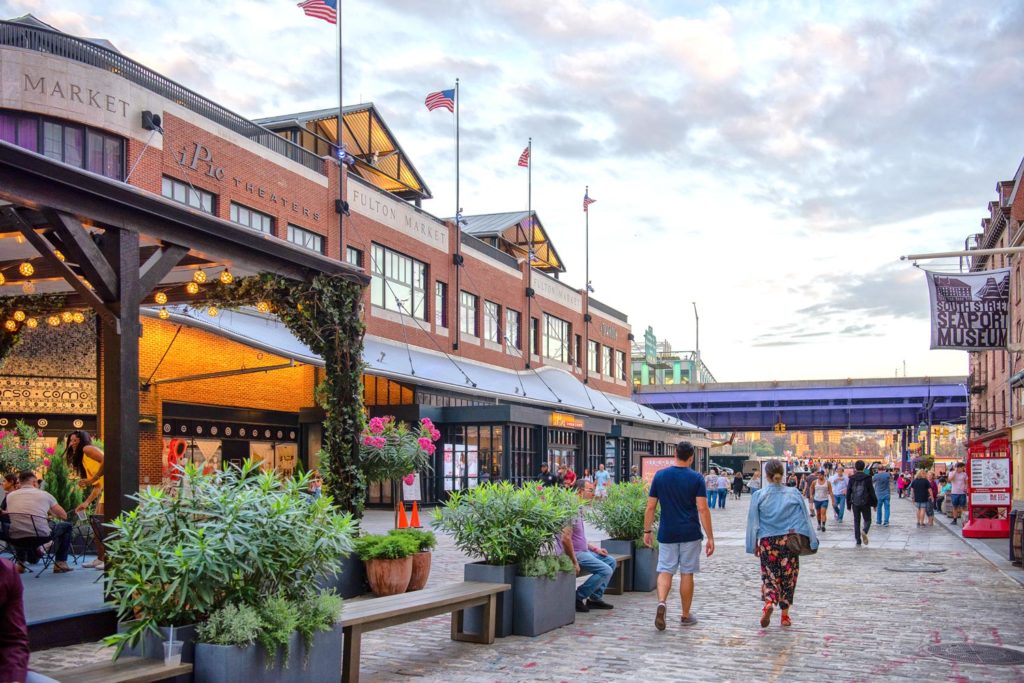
[1,207,120,326]
[138,243,188,297]
[42,209,119,302]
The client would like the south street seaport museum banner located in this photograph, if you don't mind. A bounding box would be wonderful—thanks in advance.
[926,268,1010,350]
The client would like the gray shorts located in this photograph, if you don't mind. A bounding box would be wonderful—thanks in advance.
[656,540,702,575]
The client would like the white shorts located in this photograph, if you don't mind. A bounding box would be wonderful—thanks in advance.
[656,540,702,574]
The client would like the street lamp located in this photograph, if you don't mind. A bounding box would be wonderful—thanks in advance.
[691,301,699,383]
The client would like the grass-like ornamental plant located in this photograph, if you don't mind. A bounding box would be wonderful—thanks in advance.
[388,528,437,552]
[433,481,581,566]
[103,460,355,658]
[585,481,659,542]
[353,532,420,560]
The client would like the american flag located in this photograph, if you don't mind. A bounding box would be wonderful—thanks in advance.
[425,89,455,113]
[583,192,596,212]
[296,0,337,24]
[518,146,530,167]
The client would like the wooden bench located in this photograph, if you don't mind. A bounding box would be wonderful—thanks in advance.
[339,580,510,683]
[35,656,192,683]
[577,552,632,595]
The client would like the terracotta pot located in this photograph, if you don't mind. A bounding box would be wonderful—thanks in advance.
[364,556,412,596]
[407,551,432,591]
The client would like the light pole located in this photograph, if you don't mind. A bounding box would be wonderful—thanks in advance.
[692,301,699,383]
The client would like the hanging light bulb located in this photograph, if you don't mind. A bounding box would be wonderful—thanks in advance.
[25,318,38,329]
[60,311,73,324]
[12,311,25,322]
[219,268,233,284]
[154,291,168,305]
[72,312,85,324]
[3,320,16,332]
[0,272,5,286]
[206,306,219,317]
[256,301,271,314]
[53,250,65,262]
[46,315,60,327]
[18,262,34,277]
[193,268,207,284]
[158,307,170,320]
[185,281,200,295]
[21,280,35,294]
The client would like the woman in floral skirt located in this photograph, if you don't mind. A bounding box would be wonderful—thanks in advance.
[745,460,818,628]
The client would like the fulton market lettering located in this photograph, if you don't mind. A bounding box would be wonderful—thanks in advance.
[23,73,129,117]
[176,142,321,221]
[926,268,1010,350]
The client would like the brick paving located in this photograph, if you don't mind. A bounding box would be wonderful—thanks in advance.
[28,494,1024,682]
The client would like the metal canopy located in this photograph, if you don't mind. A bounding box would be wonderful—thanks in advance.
[456,210,565,273]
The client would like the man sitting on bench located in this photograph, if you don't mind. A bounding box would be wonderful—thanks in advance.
[563,509,615,613]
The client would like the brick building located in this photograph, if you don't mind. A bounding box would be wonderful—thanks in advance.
[0,16,702,505]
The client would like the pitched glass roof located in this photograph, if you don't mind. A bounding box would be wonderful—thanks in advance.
[454,211,564,273]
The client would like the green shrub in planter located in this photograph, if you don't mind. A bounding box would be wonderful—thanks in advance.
[586,481,658,543]
[388,528,437,552]
[103,460,355,657]
[434,481,581,565]
[353,533,420,560]
[518,554,574,579]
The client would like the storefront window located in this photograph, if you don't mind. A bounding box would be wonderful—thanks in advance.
[370,243,427,319]
[508,425,536,486]
[543,314,570,363]
[442,425,504,493]
[548,428,580,473]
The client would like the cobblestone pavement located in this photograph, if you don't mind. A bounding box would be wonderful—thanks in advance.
[30,494,1024,682]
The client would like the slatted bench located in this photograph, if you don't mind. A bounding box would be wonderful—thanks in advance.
[34,656,192,683]
[339,580,510,683]
[577,552,632,595]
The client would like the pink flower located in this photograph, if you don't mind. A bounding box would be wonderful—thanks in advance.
[420,418,434,429]
[42,458,51,467]
[368,417,385,435]
[403,473,415,485]
[37,431,43,437]
[426,443,436,455]
[45,447,55,456]
[417,437,432,451]
[430,429,441,441]
[362,435,375,447]
[372,436,387,449]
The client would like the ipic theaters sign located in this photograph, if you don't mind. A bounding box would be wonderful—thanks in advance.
[926,269,1010,350]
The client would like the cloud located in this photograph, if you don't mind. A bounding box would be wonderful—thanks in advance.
[797,262,929,320]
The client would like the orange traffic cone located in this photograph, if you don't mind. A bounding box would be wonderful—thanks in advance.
[396,501,409,529]
[409,501,421,528]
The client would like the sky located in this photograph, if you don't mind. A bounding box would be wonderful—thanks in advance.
[4,0,1021,382]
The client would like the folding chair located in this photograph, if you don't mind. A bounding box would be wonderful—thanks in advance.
[5,513,57,577]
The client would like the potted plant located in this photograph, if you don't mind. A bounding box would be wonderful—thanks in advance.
[587,481,660,592]
[353,532,420,596]
[194,592,343,683]
[360,416,438,524]
[389,528,436,591]
[0,420,42,475]
[434,481,580,638]
[513,554,576,637]
[103,460,355,678]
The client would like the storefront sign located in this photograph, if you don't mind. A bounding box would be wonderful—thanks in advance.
[348,180,448,251]
[641,456,675,488]
[926,268,1010,350]
[402,472,422,501]
[550,412,584,430]
[964,439,1012,538]
[0,377,96,413]
[532,273,582,311]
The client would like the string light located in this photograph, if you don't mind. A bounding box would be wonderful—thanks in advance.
[256,301,271,314]
[60,311,73,324]
[3,320,16,332]
[72,312,85,324]
[158,307,170,320]
[25,318,38,329]
[46,315,59,327]
[21,281,34,294]
[185,281,200,295]
[18,262,33,277]
[0,273,5,286]
[206,306,219,317]
[219,268,233,284]
[53,250,65,262]
[193,268,207,284]
[12,311,25,322]
[154,291,168,305]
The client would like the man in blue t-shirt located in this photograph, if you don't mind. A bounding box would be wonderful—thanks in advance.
[643,441,715,631]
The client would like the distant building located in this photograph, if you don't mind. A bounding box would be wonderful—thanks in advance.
[631,326,716,388]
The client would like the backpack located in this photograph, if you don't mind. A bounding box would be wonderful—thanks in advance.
[849,477,870,507]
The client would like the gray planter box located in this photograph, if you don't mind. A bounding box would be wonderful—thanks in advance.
[633,546,659,592]
[318,554,368,599]
[195,623,342,683]
[119,622,197,683]
[600,539,635,592]
[512,572,575,637]
[463,562,515,638]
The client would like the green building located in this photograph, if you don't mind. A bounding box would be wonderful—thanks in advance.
[631,326,716,387]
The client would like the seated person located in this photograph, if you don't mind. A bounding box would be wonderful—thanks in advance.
[0,558,60,683]
[0,473,17,542]
[562,509,615,613]
[2,471,73,574]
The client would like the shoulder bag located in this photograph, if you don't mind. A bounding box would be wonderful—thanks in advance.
[759,489,817,557]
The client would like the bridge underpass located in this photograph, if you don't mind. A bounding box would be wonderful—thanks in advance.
[634,376,968,433]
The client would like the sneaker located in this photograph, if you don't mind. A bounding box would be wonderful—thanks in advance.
[863,531,869,546]
[883,523,889,527]
[680,613,698,626]
[856,542,862,547]
[588,598,614,610]
[655,602,666,631]
[575,598,590,613]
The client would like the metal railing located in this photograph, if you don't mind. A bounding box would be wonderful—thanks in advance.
[0,20,325,174]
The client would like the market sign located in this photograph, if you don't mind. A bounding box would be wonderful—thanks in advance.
[0,376,96,413]
[926,268,1010,350]
[550,412,584,430]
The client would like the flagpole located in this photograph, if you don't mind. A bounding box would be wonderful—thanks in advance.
[584,185,589,384]
[455,77,460,228]
[526,137,532,370]
[453,78,462,352]
[336,2,344,250]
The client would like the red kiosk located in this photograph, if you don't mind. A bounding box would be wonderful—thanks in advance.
[962,438,1012,538]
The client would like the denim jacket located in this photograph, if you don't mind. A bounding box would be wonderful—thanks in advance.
[745,483,820,554]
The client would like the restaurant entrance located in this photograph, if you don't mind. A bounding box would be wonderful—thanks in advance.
[547,428,580,473]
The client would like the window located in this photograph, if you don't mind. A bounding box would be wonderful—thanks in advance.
[435,282,448,327]
[617,350,627,380]
[575,335,582,367]
[162,176,215,214]
[602,345,613,376]
[531,317,540,355]
[543,314,571,363]
[0,111,123,180]
[484,300,501,343]
[230,202,274,234]
[288,224,325,254]
[588,340,599,373]
[369,244,427,319]
[346,246,363,267]
[459,291,478,336]
[506,309,521,349]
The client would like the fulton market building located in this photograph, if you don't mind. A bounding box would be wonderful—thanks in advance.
[0,15,702,515]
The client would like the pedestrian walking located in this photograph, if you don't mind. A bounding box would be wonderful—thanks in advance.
[594,463,611,499]
[909,469,934,528]
[747,473,762,494]
[846,460,877,547]
[927,471,939,526]
[705,469,719,509]
[539,463,557,487]
[830,468,848,522]
[949,463,968,525]
[896,473,907,499]
[811,470,834,532]
[732,472,745,500]
[937,477,951,516]
[745,460,818,628]
[800,474,815,517]
[644,441,714,631]
[872,466,892,527]
[716,472,730,509]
